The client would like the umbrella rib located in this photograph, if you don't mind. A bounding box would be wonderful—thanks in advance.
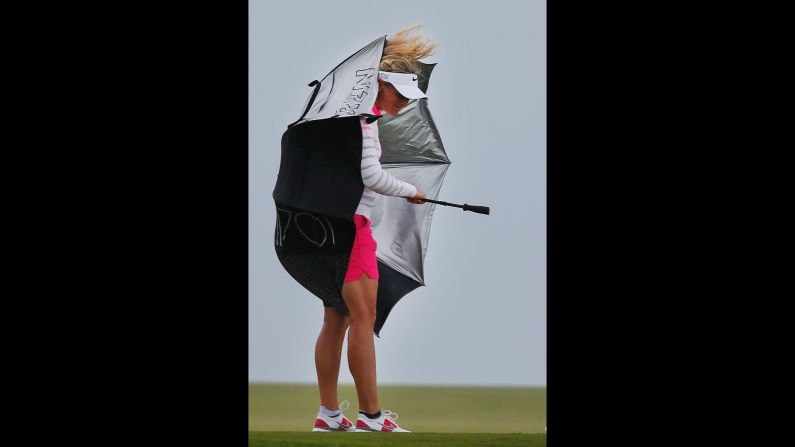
[380,161,452,166]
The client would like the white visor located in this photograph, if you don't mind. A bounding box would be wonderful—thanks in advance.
[377,71,428,99]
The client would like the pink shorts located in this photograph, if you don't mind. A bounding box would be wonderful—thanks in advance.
[344,214,379,282]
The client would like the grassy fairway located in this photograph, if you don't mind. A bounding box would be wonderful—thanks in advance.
[248,432,546,447]
[249,383,546,433]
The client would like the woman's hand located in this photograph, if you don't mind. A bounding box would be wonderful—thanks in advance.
[407,189,426,204]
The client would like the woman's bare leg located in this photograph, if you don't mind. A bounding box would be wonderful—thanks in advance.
[342,273,380,414]
[315,307,350,410]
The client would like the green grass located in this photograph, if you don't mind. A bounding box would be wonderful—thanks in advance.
[248,431,546,447]
[249,383,546,433]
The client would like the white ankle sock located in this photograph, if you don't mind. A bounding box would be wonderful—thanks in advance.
[319,405,340,417]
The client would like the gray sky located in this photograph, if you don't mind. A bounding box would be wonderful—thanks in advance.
[250,0,546,386]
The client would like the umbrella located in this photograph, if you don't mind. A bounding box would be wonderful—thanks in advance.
[273,36,487,336]
[288,36,385,127]
[368,60,449,335]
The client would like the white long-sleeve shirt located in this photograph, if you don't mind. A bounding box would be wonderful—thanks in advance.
[354,114,417,220]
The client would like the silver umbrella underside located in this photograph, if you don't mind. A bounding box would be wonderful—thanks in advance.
[370,61,450,334]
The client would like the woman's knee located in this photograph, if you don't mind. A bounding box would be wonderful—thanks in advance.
[341,277,377,326]
[347,308,376,327]
[324,308,350,330]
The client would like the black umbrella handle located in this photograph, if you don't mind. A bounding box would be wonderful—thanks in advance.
[421,198,490,215]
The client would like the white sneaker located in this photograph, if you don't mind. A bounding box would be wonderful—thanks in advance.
[311,400,354,432]
[354,409,410,432]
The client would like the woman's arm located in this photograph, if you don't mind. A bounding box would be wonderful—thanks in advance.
[360,120,418,199]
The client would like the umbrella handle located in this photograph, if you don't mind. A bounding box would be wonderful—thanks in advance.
[421,198,490,215]
[462,204,490,215]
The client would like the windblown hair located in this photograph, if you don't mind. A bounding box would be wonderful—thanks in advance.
[379,25,437,75]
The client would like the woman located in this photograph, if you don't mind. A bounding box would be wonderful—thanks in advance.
[311,25,436,433]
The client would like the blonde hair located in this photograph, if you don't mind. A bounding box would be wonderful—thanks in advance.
[379,25,437,75]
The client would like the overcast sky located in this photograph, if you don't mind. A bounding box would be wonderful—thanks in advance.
[250,0,546,386]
